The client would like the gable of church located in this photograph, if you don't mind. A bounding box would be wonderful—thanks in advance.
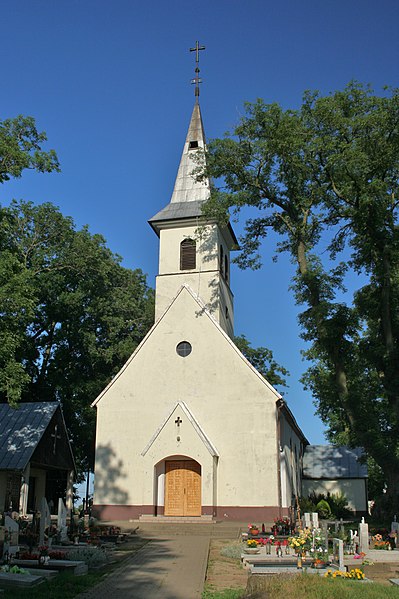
[93,284,280,416]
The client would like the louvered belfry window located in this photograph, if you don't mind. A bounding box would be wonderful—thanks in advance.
[180,238,196,270]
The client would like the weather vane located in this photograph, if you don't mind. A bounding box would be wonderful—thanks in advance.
[190,41,205,101]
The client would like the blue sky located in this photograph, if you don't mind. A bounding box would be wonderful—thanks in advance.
[2,0,399,447]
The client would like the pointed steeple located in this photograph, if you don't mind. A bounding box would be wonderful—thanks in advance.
[170,102,209,204]
[149,102,211,232]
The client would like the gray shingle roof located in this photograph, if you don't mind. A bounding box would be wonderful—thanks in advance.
[0,402,59,470]
[303,445,367,479]
[149,200,205,224]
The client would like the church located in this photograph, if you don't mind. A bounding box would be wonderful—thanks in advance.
[92,60,309,521]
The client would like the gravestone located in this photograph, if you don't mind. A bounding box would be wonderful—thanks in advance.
[39,497,51,546]
[4,515,19,556]
[5,516,19,546]
[332,538,344,571]
[359,517,369,553]
[322,521,329,552]
[83,514,90,531]
[391,515,398,547]
[351,529,359,553]
[303,513,311,529]
[392,515,399,534]
[311,512,319,529]
[347,529,355,554]
[57,498,68,542]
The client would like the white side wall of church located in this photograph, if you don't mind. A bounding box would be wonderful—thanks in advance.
[279,413,303,508]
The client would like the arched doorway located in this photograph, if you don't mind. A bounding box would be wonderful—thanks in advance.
[164,458,201,516]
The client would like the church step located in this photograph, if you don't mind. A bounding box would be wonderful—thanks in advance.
[138,515,215,523]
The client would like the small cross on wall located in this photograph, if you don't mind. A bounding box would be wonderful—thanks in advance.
[51,424,61,454]
[175,416,183,442]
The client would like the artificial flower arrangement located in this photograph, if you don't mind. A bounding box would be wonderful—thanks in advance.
[353,551,366,559]
[254,536,275,545]
[258,535,274,553]
[288,528,312,554]
[248,523,259,534]
[313,558,326,567]
[272,516,291,535]
[374,540,391,549]
[246,539,259,548]
[371,533,391,549]
[324,568,365,580]
[310,547,328,562]
[0,565,30,575]
[289,527,328,560]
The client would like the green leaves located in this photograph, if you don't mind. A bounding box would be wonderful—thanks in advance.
[0,115,60,183]
[0,200,154,474]
[203,82,399,506]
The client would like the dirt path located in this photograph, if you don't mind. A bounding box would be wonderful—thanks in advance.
[204,540,248,592]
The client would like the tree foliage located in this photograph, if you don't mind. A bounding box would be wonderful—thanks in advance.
[234,334,288,390]
[0,200,154,475]
[0,115,60,183]
[199,82,399,507]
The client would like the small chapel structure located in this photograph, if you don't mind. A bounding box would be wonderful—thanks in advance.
[92,50,309,521]
[0,402,75,515]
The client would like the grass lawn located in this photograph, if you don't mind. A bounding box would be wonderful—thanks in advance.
[202,588,245,599]
[203,573,399,599]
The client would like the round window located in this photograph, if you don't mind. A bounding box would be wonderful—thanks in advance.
[176,341,192,357]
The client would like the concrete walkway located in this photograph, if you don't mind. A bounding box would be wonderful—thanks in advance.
[77,524,223,599]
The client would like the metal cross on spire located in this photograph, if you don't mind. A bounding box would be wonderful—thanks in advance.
[190,41,205,102]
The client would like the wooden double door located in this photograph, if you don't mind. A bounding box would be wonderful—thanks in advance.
[164,460,201,516]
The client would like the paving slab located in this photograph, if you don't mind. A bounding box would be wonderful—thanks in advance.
[0,572,44,589]
[15,559,88,575]
[25,568,59,579]
[77,534,210,599]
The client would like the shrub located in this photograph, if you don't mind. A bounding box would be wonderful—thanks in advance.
[66,546,108,567]
[316,499,332,519]
[299,496,317,514]
[306,491,351,519]
[220,543,242,559]
[325,493,351,518]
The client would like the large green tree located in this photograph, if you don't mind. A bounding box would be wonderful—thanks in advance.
[199,82,399,510]
[0,115,60,183]
[0,200,154,475]
[0,115,154,476]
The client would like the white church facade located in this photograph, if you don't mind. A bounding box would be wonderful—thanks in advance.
[92,99,308,521]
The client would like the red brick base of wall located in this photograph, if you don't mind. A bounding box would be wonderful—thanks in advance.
[92,504,290,521]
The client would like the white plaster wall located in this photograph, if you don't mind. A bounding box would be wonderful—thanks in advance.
[280,414,303,508]
[158,224,218,276]
[155,223,234,336]
[302,479,367,512]
[94,287,280,509]
[30,468,46,510]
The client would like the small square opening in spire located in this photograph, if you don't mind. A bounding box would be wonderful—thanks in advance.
[189,140,199,149]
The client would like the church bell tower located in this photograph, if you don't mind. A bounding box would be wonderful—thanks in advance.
[148,42,237,338]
